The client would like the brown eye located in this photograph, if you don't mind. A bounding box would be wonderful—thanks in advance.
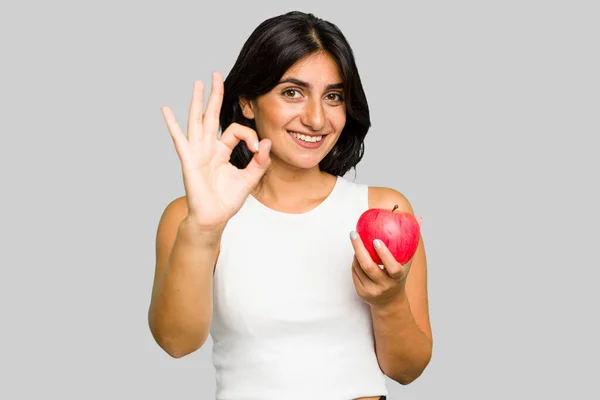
[326,93,344,102]
[283,89,301,98]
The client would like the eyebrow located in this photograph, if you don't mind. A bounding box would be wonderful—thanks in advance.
[277,77,344,91]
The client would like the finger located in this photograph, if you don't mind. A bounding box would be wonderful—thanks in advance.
[352,261,371,298]
[187,80,205,142]
[242,139,272,186]
[220,123,260,152]
[372,239,405,280]
[203,72,224,138]
[352,262,364,286]
[352,256,371,285]
[349,231,388,282]
[161,106,189,162]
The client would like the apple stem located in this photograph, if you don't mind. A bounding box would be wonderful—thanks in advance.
[392,204,399,212]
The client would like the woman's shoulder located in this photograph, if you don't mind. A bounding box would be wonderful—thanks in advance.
[367,185,415,214]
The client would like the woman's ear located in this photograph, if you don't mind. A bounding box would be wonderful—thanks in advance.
[239,97,255,120]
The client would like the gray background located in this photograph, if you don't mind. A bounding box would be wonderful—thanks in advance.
[1,0,598,398]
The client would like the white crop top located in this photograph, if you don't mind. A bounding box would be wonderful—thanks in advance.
[209,175,388,399]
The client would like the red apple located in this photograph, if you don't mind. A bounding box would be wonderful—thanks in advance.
[356,205,421,265]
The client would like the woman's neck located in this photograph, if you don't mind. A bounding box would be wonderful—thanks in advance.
[251,163,337,213]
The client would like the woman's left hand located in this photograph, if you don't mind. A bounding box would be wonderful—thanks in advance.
[349,231,414,308]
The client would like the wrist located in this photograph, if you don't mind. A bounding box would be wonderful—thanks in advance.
[179,217,224,246]
[370,291,409,317]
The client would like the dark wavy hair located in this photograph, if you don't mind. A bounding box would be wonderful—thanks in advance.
[220,11,371,177]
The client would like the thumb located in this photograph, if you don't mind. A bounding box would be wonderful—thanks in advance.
[242,139,271,185]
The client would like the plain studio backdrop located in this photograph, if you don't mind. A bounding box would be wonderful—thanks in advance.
[1,0,598,399]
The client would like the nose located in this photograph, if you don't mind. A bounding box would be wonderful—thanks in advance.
[300,98,325,131]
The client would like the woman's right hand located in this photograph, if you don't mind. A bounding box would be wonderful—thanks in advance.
[161,72,271,231]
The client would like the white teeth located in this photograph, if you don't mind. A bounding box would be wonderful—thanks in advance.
[289,131,323,143]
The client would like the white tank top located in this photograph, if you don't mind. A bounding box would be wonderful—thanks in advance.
[209,175,388,399]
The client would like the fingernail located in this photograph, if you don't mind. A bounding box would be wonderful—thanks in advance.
[349,231,358,240]
[255,141,260,152]
[416,216,422,225]
[266,140,272,151]
[373,239,381,249]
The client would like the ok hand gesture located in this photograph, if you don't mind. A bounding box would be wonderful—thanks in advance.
[161,72,271,231]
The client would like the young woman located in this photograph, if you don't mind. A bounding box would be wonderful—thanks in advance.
[149,11,433,400]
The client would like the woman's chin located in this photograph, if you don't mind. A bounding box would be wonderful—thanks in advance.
[274,153,325,171]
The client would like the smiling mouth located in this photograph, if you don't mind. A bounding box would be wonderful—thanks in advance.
[287,130,324,143]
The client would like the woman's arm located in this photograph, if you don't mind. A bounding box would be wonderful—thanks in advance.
[362,187,433,384]
[148,196,221,358]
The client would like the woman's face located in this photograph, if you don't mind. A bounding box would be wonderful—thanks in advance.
[242,51,347,171]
